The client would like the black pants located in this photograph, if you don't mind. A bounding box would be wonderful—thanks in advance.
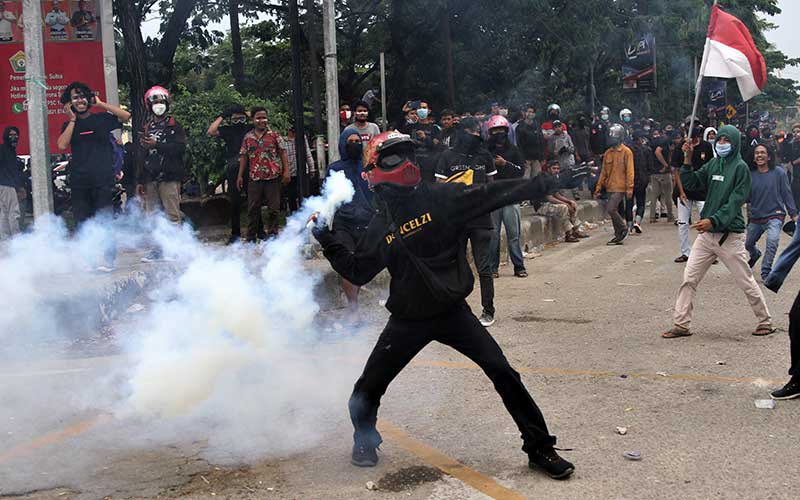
[71,185,116,264]
[787,289,800,378]
[226,159,262,237]
[348,303,556,453]
[286,175,300,213]
[467,227,494,316]
[624,185,647,223]
[72,185,113,225]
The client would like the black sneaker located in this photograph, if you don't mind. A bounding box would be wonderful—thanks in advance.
[528,447,574,479]
[606,236,621,246]
[617,229,629,242]
[351,444,378,467]
[771,378,800,400]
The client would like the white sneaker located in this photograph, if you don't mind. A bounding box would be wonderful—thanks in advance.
[479,312,495,327]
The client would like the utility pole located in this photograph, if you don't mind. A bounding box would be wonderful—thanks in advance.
[322,0,340,163]
[289,0,307,200]
[380,52,387,131]
[22,0,53,217]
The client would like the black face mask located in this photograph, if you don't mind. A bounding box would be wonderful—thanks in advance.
[345,142,363,160]
[489,132,508,146]
[8,138,18,149]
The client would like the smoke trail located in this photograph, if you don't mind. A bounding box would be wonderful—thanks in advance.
[2,171,369,465]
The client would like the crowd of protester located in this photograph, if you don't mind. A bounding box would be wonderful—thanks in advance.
[2,82,800,401]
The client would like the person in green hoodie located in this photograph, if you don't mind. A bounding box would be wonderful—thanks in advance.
[662,125,774,338]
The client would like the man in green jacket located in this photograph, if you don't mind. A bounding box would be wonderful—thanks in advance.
[662,125,774,338]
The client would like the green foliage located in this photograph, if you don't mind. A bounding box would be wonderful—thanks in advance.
[168,82,289,185]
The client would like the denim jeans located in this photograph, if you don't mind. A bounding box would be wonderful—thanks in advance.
[746,218,784,280]
[677,199,705,257]
[490,204,525,274]
[765,221,800,292]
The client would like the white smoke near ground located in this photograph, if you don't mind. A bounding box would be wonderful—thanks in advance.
[0,171,369,465]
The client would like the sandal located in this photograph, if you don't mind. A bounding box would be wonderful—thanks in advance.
[662,326,692,339]
[752,325,777,336]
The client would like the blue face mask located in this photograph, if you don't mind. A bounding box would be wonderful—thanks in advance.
[715,142,732,157]
[417,108,429,120]
[623,116,631,123]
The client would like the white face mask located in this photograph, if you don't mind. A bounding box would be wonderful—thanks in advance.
[152,103,167,117]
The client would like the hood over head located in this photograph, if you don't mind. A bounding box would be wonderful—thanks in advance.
[3,126,19,146]
[703,127,717,142]
[338,129,363,162]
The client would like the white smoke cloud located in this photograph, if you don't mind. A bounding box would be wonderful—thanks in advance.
[1,171,370,465]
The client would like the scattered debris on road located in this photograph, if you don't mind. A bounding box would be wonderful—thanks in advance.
[623,451,642,461]
[755,399,776,410]
[366,480,379,491]
[616,426,628,435]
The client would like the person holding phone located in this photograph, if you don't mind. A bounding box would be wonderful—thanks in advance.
[57,81,130,271]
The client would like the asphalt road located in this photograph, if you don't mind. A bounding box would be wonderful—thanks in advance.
[2,218,799,500]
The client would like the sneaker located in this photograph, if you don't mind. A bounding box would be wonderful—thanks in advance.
[606,236,621,246]
[564,233,580,243]
[572,229,590,239]
[617,229,628,242]
[351,444,378,467]
[226,235,241,245]
[140,250,162,263]
[633,223,642,234]
[674,254,689,263]
[528,447,575,479]
[771,378,800,400]
[479,312,495,327]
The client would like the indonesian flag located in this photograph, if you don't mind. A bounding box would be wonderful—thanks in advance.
[703,4,767,101]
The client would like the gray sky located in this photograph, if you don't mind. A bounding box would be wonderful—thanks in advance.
[766,0,800,84]
[142,2,799,85]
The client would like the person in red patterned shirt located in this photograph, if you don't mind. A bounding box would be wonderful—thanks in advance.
[237,107,290,241]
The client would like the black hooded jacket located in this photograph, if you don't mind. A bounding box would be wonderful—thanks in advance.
[0,127,23,189]
[313,176,552,320]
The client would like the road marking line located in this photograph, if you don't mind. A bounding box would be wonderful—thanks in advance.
[0,415,108,465]
[377,420,525,500]
[409,358,783,386]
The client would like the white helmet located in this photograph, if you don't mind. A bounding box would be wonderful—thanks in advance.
[619,108,633,122]
[547,103,561,118]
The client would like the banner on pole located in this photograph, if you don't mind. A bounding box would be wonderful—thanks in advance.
[0,0,106,155]
[706,79,727,109]
[623,33,656,92]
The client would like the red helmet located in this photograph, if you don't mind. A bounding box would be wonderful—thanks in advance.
[486,115,510,131]
[144,86,170,106]
[363,131,420,188]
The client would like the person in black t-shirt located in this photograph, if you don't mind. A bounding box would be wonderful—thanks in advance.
[57,82,130,271]
[207,105,259,243]
[674,126,714,263]
[435,118,498,327]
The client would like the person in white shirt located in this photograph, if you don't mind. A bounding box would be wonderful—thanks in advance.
[0,2,20,42]
[44,1,69,40]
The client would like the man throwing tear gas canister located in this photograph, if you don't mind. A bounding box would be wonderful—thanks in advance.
[309,131,575,480]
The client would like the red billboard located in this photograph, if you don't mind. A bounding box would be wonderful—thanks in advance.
[0,0,106,155]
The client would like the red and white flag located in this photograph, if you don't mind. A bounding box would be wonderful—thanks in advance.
[702,4,767,101]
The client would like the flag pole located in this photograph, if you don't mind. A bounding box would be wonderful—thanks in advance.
[689,0,717,136]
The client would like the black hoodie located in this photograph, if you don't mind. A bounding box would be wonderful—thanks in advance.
[314,177,552,320]
[0,127,23,189]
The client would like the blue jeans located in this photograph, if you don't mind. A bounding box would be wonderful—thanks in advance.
[490,204,525,274]
[746,218,784,280]
[765,221,800,292]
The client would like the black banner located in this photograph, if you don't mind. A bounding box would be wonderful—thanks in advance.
[623,33,656,92]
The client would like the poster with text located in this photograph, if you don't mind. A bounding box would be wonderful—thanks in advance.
[622,33,656,92]
[0,0,105,155]
[0,0,22,44]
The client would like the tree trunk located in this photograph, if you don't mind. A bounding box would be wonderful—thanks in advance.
[303,0,323,134]
[441,0,456,110]
[117,1,148,138]
[229,0,245,91]
[154,0,199,84]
